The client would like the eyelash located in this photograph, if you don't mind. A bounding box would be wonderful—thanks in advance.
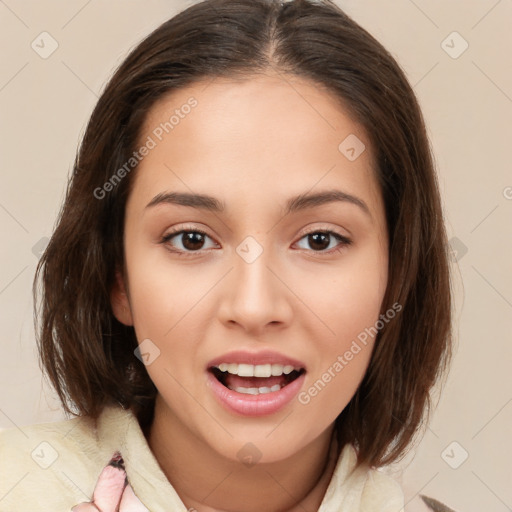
[160,225,352,257]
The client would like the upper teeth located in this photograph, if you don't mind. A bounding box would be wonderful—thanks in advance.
[214,363,298,377]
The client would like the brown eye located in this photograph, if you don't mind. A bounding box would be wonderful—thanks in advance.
[307,232,330,251]
[295,231,352,253]
[180,231,207,251]
[161,229,217,254]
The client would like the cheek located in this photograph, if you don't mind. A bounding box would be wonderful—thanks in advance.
[126,262,212,400]
[125,245,217,337]
[124,247,219,387]
[297,274,385,425]
[300,244,388,344]
[297,346,372,432]
[295,242,387,414]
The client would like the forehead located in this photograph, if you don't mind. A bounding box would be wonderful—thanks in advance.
[132,73,383,220]
[140,72,369,158]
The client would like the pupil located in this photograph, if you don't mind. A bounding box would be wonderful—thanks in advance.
[309,232,329,251]
[183,232,204,250]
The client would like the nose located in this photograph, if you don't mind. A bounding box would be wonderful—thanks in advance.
[217,243,293,335]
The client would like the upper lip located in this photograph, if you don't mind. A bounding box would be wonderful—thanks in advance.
[207,350,306,371]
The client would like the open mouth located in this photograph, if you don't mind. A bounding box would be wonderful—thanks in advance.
[209,363,306,395]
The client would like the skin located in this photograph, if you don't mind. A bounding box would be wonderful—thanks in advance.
[111,71,389,512]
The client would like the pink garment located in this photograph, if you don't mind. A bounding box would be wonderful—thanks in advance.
[71,452,149,512]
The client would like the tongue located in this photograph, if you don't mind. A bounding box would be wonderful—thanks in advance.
[224,373,287,389]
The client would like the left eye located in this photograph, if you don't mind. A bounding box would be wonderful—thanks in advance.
[295,231,351,252]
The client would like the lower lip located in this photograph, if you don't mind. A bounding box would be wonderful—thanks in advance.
[207,371,306,417]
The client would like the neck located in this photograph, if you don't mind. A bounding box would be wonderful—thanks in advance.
[146,396,339,512]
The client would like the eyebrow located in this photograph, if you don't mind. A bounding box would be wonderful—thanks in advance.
[146,189,371,217]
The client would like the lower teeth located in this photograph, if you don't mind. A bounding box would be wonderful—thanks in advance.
[229,384,282,395]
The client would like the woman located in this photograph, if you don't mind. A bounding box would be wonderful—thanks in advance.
[0,0,452,510]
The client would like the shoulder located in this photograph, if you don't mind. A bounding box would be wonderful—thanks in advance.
[322,443,404,511]
[360,467,404,511]
[0,412,108,512]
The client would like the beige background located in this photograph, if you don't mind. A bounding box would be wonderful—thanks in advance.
[1,0,511,510]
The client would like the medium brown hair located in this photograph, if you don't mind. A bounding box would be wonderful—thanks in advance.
[35,0,453,468]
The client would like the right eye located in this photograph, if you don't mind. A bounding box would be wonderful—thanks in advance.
[160,227,219,255]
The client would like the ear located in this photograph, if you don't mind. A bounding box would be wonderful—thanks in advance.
[110,268,134,326]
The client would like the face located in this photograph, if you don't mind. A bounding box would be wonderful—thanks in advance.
[111,72,389,464]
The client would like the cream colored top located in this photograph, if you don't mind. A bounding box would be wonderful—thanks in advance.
[0,405,404,511]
